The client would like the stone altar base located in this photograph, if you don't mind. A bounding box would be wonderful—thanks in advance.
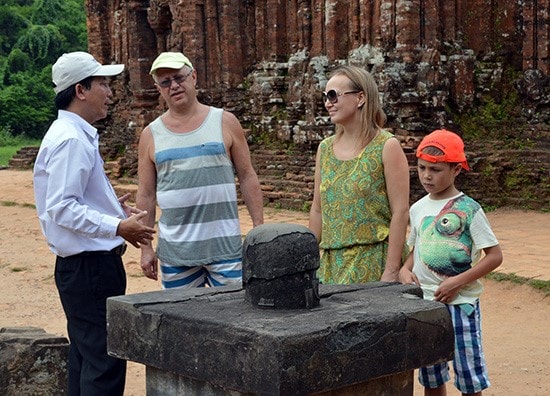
[107,282,453,395]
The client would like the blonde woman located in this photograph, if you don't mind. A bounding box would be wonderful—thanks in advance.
[309,65,409,283]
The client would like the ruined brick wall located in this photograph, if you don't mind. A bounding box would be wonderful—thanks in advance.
[84,0,549,209]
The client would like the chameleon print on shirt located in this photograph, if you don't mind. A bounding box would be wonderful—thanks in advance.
[417,195,480,277]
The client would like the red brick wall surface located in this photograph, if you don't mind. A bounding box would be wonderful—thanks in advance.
[81,0,548,210]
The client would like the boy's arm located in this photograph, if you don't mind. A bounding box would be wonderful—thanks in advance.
[398,249,420,285]
[434,244,503,303]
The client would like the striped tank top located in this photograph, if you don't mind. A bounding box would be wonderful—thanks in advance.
[150,106,242,266]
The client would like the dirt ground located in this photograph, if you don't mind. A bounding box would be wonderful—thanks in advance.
[0,169,548,395]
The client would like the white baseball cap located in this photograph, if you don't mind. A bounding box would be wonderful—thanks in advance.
[52,51,125,94]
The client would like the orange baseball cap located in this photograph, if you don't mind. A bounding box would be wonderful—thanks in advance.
[416,129,470,170]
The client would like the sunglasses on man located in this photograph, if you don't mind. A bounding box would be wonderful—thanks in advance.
[156,69,193,89]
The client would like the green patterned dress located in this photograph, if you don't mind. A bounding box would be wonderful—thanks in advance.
[318,130,394,284]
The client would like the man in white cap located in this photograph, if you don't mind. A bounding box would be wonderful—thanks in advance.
[136,52,264,289]
[33,51,155,395]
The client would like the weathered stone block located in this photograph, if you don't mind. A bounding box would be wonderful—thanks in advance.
[107,283,454,395]
[0,327,69,395]
[243,223,320,309]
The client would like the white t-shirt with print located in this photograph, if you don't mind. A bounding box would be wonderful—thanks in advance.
[407,192,499,304]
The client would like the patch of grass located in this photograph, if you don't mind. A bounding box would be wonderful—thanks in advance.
[482,204,499,212]
[10,267,27,272]
[1,200,35,209]
[0,129,41,166]
[486,272,550,296]
[301,200,311,213]
[0,146,21,166]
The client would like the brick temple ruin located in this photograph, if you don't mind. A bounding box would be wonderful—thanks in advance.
[80,1,548,209]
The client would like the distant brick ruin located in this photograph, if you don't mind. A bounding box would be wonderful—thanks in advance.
[84,0,548,210]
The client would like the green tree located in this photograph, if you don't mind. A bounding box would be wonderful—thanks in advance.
[0,0,87,139]
[6,48,32,74]
[2,1,35,6]
[0,6,29,56]
[32,0,86,52]
[0,66,55,138]
[13,24,63,68]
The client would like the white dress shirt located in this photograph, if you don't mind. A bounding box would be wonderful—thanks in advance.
[33,110,126,257]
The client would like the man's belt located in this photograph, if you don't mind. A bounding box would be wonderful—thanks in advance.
[71,243,127,258]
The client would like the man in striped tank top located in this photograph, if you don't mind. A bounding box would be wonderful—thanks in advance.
[136,52,264,289]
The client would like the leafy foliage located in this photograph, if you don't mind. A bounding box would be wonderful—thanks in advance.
[455,65,523,142]
[12,24,64,71]
[31,0,87,53]
[30,0,67,24]
[457,93,520,141]
[0,6,29,56]
[0,0,86,139]
[6,48,32,74]
[0,68,55,137]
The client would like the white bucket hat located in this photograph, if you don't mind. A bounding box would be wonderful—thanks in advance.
[52,51,124,94]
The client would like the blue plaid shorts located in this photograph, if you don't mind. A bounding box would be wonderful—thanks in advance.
[419,301,491,393]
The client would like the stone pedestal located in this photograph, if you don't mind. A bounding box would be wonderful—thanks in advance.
[107,283,454,395]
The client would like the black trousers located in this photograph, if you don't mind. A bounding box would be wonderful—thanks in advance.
[55,253,127,396]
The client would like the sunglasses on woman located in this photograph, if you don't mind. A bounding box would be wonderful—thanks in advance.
[322,89,361,104]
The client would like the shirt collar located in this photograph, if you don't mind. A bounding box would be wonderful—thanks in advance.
[58,110,98,140]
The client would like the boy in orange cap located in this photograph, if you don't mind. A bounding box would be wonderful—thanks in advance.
[400,129,503,396]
